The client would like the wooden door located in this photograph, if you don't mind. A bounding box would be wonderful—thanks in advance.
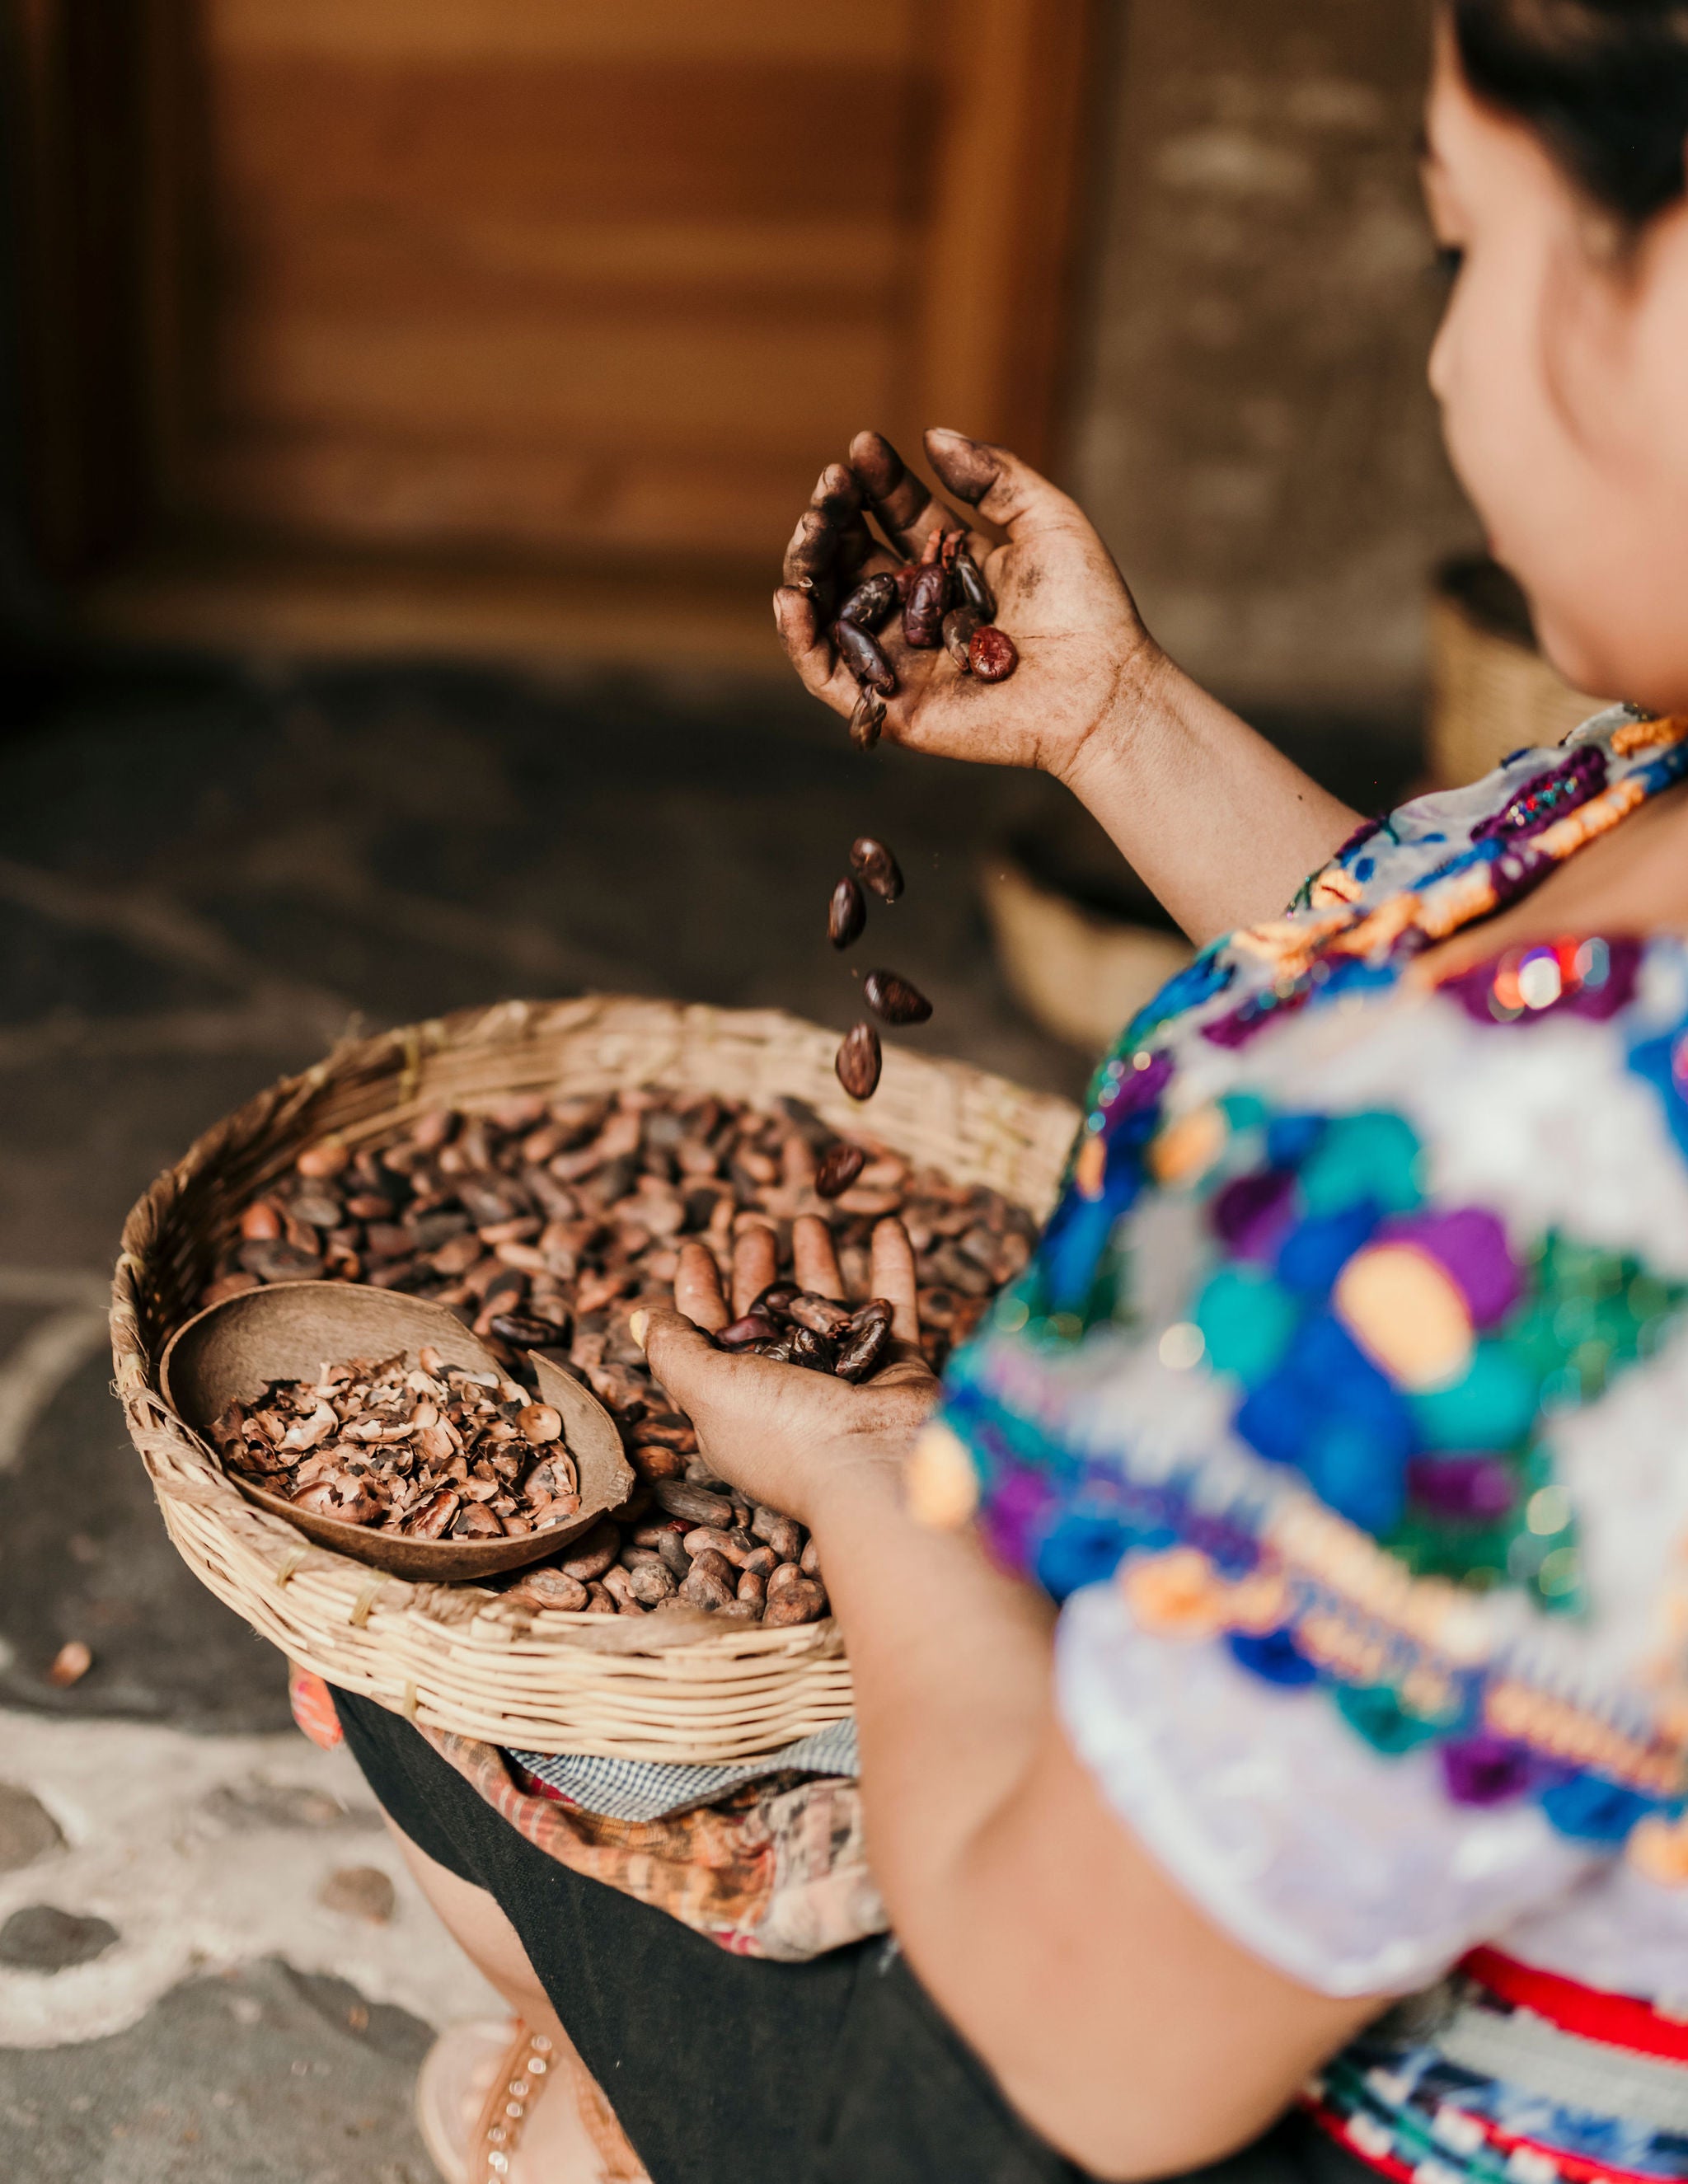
[10,0,1097,666]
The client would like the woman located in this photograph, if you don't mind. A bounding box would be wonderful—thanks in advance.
[335,5,1688,2177]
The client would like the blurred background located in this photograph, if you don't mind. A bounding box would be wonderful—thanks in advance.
[0,4,1611,2177]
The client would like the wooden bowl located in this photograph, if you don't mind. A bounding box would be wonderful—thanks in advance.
[159,1282,633,1582]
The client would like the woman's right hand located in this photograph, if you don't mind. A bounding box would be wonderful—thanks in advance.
[776,428,1165,784]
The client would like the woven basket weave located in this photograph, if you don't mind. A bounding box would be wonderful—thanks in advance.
[113,995,1077,1760]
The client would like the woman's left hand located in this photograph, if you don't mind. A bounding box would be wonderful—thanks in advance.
[633,1215,939,1531]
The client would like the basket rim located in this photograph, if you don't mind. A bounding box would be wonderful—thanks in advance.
[111,991,1078,1750]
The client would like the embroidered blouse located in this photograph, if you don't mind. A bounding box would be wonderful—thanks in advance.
[924,706,1688,2182]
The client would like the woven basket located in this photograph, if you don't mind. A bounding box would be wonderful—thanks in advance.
[113,995,1078,1760]
[1429,556,1611,788]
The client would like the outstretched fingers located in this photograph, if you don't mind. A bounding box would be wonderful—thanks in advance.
[870,1216,923,1348]
[791,1214,846,1300]
[673,1239,729,1333]
[850,429,972,561]
[731,1224,780,1317]
[924,429,1085,546]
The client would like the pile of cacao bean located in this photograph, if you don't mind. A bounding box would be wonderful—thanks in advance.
[832,528,1017,752]
[211,1348,581,1542]
[199,1087,1034,1622]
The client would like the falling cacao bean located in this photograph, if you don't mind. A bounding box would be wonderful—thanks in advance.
[833,620,896,696]
[863,969,932,1027]
[828,877,866,950]
[814,1142,866,1198]
[850,837,903,902]
[835,1021,883,1100]
[968,626,1019,682]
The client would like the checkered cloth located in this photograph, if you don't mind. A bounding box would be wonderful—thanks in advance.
[506,1719,861,1822]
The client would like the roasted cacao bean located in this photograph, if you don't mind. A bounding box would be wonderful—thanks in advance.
[833,620,896,696]
[785,1291,852,1337]
[207,1082,1034,1620]
[849,687,887,752]
[828,876,866,950]
[835,1022,883,1100]
[488,1310,570,1352]
[942,607,982,670]
[850,837,903,902]
[835,1308,893,1384]
[862,969,932,1026]
[836,571,901,632]
[653,1479,736,1529]
[814,1142,866,1198]
[968,626,1019,682]
[903,528,950,649]
[951,545,995,621]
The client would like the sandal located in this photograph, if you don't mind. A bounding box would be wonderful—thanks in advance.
[415,2015,649,2183]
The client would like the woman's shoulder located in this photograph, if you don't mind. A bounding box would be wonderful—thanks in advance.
[1292,703,1674,920]
[930,925,1688,1929]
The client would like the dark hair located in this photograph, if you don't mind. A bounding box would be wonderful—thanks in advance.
[1452,0,1688,227]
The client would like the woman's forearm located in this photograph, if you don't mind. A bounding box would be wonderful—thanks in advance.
[1059,647,1362,947]
[809,1459,1375,2179]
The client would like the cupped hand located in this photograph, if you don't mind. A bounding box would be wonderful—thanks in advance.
[776,427,1162,782]
[633,1214,939,1534]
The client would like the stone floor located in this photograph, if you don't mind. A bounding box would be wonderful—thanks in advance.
[0,645,1417,2182]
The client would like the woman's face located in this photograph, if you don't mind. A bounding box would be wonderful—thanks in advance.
[1425,25,1688,710]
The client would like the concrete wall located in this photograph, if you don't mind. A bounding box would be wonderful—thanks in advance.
[1068,0,1482,715]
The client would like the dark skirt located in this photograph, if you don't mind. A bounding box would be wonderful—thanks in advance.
[335,1689,1371,2184]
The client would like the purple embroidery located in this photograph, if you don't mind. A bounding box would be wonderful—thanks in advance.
[1440,1732,1536,1807]
[1212,1169,1296,1260]
[1387,1208,1521,1328]
[1439,937,1642,1028]
[1472,744,1607,846]
[1406,1455,1518,1521]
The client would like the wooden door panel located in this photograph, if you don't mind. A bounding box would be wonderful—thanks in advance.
[11,0,1097,652]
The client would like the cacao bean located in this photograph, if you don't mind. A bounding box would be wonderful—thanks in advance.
[833,620,896,696]
[942,607,982,671]
[509,1568,589,1612]
[968,626,1019,682]
[828,877,866,950]
[788,1325,834,1372]
[835,1310,893,1384]
[903,528,949,648]
[862,969,932,1026]
[653,1480,736,1529]
[763,1578,828,1627]
[849,687,886,752]
[836,571,901,631]
[489,1311,570,1352]
[951,544,995,620]
[835,1022,882,1100]
[715,1315,781,1349]
[679,1552,736,1610]
[785,1291,852,1337]
[814,1142,866,1199]
[560,1523,620,1582]
[849,837,903,902]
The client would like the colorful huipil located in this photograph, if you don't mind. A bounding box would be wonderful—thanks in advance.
[924,708,1688,2180]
